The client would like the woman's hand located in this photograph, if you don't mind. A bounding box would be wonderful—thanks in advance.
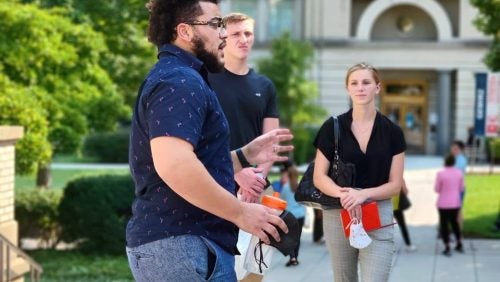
[340,188,367,211]
[348,205,362,220]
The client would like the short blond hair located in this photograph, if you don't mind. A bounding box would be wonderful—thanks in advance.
[223,12,255,26]
[345,63,380,86]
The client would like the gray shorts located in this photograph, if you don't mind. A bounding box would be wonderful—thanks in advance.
[126,235,236,282]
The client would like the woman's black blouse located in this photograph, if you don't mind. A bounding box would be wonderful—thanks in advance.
[313,109,406,189]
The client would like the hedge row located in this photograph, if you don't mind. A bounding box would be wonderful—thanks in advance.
[83,130,129,163]
[16,174,134,254]
[487,137,500,163]
[15,189,62,248]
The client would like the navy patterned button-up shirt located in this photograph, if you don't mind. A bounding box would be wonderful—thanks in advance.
[127,44,237,254]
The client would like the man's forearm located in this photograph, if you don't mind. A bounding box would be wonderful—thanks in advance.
[160,152,243,223]
[232,149,247,173]
[257,162,273,177]
[152,138,242,224]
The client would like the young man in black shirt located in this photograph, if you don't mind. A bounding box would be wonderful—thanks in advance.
[208,13,280,282]
[208,13,279,203]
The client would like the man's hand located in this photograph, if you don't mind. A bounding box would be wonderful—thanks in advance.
[242,128,293,166]
[236,167,267,203]
[235,202,288,245]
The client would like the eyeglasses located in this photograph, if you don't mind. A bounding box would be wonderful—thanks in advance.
[184,16,226,30]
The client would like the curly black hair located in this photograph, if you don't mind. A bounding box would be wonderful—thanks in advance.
[146,0,220,47]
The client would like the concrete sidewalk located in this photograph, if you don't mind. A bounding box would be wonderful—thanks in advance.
[262,156,500,282]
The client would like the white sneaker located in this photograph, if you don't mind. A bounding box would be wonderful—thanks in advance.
[406,245,417,252]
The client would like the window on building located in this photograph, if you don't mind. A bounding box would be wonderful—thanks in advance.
[230,0,258,20]
[222,0,302,43]
[267,0,295,38]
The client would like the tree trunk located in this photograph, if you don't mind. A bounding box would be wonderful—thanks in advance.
[36,163,51,188]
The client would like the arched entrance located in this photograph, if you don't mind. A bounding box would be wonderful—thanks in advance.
[356,0,452,41]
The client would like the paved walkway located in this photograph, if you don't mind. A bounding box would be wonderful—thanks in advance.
[262,156,500,282]
[48,156,500,281]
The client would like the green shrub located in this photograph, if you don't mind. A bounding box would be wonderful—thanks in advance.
[58,174,134,254]
[292,125,319,164]
[15,189,62,247]
[83,129,129,163]
[486,137,500,163]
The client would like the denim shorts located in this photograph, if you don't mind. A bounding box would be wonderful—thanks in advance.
[126,235,236,282]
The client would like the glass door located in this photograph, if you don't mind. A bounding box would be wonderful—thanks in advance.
[381,80,428,153]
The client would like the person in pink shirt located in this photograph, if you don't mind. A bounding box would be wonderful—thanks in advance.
[435,154,464,256]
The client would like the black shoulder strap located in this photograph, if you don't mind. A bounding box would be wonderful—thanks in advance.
[333,116,339,161]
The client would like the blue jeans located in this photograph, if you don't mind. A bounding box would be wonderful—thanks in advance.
[126,235,236,282]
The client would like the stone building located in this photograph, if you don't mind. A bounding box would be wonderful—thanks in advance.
[221,0,494,154]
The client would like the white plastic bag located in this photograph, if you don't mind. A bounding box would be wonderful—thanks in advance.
[243,235,274,275]
[348,218,372,249]
[235,231,252,280]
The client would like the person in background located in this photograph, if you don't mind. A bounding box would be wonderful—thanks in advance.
[393,179,417,252]
[273,160,305,267]
[208,12,279,204]
[450,140,467,230]
[312,209,324,244]
[208,12,280,282]
[126,1,293,281]
[466,127,474,147]
[313,63,406,281]
[435,154,464,256]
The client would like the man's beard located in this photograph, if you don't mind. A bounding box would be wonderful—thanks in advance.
[193,35,224,73]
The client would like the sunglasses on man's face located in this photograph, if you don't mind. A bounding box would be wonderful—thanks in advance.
[184,16,226,30]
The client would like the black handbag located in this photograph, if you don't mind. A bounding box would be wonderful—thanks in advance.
[398,191,411,211]
[294,116,356,210]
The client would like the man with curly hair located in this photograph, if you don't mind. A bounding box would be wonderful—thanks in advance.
[126,1,292,281]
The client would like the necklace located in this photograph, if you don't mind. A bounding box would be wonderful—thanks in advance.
[352,120,374,154]
[351,120,374,134]
[351,110,376,134]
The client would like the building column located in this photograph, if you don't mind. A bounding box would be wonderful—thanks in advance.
[0,126,23,245]
[437,70,452,154]
[257,0,267,42]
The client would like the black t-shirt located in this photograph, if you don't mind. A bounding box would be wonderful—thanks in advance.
[313,109,406,189]
[208,68,279,149]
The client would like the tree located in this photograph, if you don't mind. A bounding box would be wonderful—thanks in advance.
[0,75,51,175]
[471,0,500,71]
[257,32,326,163]
[0,2,129,185]
[23,0,156,107]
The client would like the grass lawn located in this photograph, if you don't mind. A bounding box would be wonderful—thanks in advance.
[26,250,133,282]
[52,154,100,163]
[16,169,129,190]
[463,174,500,239]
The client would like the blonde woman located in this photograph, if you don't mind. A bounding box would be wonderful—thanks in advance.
[313,63,406,281]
